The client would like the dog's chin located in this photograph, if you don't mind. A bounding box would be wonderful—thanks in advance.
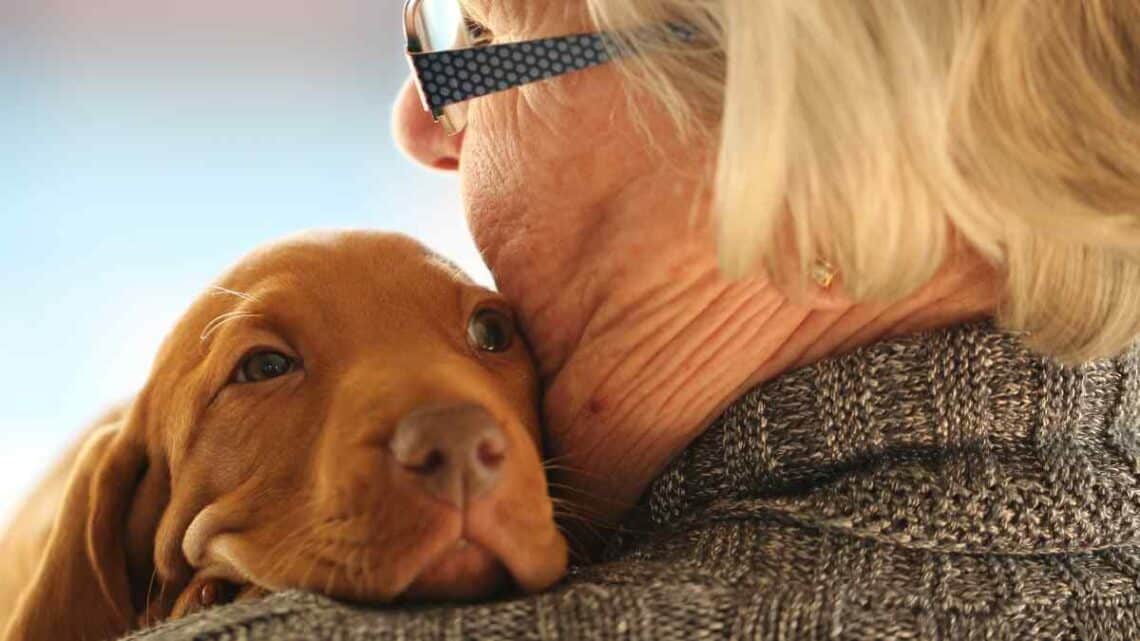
[192,523,566,605]
[400,540,511,602]
[186,493,570,605]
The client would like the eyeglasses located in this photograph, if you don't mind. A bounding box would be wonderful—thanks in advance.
[403,0,623,136]
[403,0,696,136]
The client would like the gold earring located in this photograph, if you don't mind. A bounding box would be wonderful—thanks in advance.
[810,259,837,289]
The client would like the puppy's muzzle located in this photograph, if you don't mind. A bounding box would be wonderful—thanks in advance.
[389,404,507,508]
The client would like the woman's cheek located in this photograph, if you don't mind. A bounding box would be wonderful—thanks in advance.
[459,123,529,258]
[460,93,557,213]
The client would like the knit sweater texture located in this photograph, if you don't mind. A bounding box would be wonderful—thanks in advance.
[126,322,1140,640]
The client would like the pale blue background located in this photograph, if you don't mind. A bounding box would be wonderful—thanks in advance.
[0,0,484,521]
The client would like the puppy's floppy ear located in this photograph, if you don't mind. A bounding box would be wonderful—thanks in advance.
[4,417,151,641]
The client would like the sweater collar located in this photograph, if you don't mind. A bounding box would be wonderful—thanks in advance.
[642,321,1140,554]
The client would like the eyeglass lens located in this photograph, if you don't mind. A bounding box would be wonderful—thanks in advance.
[414,0,472,133]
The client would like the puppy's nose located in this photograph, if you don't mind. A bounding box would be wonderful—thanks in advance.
[389,404,508,508]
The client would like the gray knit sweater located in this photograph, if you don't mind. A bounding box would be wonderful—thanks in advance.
[127,322,1140,640]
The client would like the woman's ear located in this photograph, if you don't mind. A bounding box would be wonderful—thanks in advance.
[4,418,151,641]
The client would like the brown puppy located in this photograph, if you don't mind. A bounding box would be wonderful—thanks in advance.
[1,231,568,641]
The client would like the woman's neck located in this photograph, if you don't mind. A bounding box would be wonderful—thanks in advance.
[497,228,999,526]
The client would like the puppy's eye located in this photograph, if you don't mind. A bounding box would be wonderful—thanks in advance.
[234,350,297,383]
[467,308,514,353]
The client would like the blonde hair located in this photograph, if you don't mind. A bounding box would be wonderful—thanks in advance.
[587,0,1140,362]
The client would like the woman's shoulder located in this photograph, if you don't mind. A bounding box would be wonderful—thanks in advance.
[125,519,1140,641]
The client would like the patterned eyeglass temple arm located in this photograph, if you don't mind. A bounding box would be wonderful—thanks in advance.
[408,33,617,117]
[407,24,698,119]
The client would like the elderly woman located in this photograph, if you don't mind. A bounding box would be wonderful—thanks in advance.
[140,0,1140,639]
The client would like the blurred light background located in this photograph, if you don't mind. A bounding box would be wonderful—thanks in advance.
[0,0,483,521]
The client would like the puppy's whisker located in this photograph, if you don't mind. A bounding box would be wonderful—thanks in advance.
[545,483,624,512]
[208,286,260,304]
[553,508,609,541]
[553,522,600,564]
[157,574,171,623]
[199,311,262,343]
[263,521,319,585]
[541,454,575,467]
[294,522,344,592]
[362,549,374,598]
[549,495,611,523]
[322,542,337,597]
[550,496,616,543]
[143,567,159,625]
[552,508,601,532]
[298,546,324,594]
[336,548,349,597]
[262,523,306,569]
[549,494,602,513]
[356,548,371,597]
[322,538,343,595]
[551,469,611,485]
[551,507,608,542]
[358,549,370,596]
[344,548,359,596]
[554,522,585,553]
[542,463,582,473]
[542,465,597,479]
[541,462,613,485]
[285,527,325,577]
